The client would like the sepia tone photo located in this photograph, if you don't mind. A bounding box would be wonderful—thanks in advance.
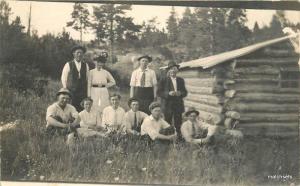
[0,1,299,186]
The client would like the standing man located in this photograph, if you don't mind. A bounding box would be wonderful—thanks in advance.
[130,55,157,114]
[158,61,187,139]
[61,45,89,111]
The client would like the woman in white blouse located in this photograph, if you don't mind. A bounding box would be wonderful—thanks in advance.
[88,52,116,113]
[77,97,106,138]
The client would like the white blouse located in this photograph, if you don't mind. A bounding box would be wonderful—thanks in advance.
[79,109,102,129]
[88,68,116,95]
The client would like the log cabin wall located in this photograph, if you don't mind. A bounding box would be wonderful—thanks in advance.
[224,41,300,137]
[178,66,226,126]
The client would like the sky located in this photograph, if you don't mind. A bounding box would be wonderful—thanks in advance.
[7,0,300,41]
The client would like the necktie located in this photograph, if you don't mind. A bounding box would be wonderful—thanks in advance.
[140,70,146,87]
[133,112,137,130]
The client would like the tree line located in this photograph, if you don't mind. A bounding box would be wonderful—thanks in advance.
[1,1,298,92]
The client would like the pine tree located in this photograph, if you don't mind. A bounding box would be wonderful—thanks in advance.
[166,6,179,46]
[67,3,91,43]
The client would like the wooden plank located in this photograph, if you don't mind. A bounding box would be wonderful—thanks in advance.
[238,122,299,128]
[225,102,299,113]
[233,74,278,80]
[235,58,298,66]
[184,93,224,106]
[178,69,212,78]
[234,77,279,84]
[185,100,223,114]
[239,113,298,123]
[234,92,300,103]
[225,111,241,119]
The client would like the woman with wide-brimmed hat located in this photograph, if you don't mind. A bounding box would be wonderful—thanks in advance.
[87,51,116,113]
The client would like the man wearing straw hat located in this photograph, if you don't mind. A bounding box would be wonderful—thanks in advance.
[61,45,89,111]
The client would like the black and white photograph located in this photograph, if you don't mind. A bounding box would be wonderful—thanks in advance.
[0,1,299,186]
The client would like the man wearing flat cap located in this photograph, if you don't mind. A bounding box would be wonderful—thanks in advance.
[158,61,187,139]
[61,45,89,111]
[46,88,80,145]
[130,55,157,115]
[140,102,176,141]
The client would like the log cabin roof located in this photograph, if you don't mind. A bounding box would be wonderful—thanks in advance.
[161,33,299,70]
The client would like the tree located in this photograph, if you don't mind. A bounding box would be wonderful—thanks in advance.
[178,7,197,48]
[224,9,251,50]
[166,6,179,46]
[92,4,141,63]
[67,3,91,43]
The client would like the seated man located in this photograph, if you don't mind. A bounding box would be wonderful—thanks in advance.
[181,108,243,145]
[124,98,148,135]
[46,88,80,145]
[141,102,177,141]
[101,93,126,134]
[77,97,106,138]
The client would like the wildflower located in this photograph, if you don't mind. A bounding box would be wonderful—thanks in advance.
[40,175,45,180]
[142,167,147,172]
[106,160,113,164]
[114,177,119,181]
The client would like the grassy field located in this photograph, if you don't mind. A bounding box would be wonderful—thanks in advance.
[0,80,299,186]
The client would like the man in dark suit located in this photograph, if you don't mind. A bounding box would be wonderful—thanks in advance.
[158,61,188,139]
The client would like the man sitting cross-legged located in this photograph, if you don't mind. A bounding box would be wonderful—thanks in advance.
[124,98,148,135]
[101,93,126,134]
[141,102,177,141]
[46,88,80,146]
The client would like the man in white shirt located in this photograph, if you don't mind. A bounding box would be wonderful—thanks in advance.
[102,93,126,134]
[61,45,89,111]
[124,98,148,135]
[46,88,80,145]
[141,102,177,141]
[130,55,157,114]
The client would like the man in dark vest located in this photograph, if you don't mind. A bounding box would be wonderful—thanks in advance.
[61,45,89,111]
[158,61,188,140]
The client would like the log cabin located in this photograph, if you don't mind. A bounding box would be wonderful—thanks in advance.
[175,34,300,137]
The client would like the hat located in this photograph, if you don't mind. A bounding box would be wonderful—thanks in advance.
[128,97,140,107]
[137,55,152,62]
[71,45,86,55]
[166,61,180,71]
[93,51,108,62]
[184,107,199,117]
[149,102,161,111]
[56,88,72,98]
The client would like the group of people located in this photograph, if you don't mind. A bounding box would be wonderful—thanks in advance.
[46,45,242,146]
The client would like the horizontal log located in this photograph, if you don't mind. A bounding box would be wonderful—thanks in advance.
[178,69,212,78]
[234,92,300,103]
[185,84,224,95]
[225,102,299,113]
[235,58,298,66]
[238,128,298,137]
[226,83,300,93]
[238,122,299,128]
[234,78,279,84]
[279,66,300,72]
[184,93,224,106]
[262,48,299,58]
[184,77,217,87]
[225,111,241,119]
[239,113,299,123]
[234,65,280,75]
[237,123,299,136]
[185,100,223,114]
[233,74,279,80]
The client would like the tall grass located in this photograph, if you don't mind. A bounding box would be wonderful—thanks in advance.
[0,80,298,185]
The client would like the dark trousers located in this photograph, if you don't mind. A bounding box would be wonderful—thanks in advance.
[164,109,183,138]
[133,87,154,115]
[72,88,86,112]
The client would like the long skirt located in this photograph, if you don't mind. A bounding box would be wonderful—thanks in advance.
[90,87,110,113]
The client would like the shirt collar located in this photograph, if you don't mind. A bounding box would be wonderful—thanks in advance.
[74,59,81,63]
[138,67,148,72]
